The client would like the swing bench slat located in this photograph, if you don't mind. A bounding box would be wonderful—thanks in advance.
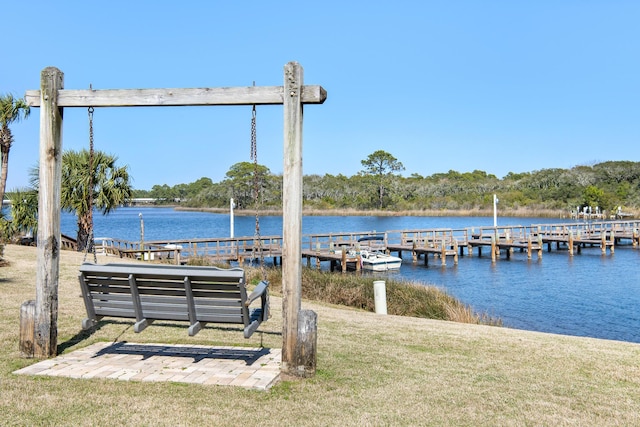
[78,263,269,338]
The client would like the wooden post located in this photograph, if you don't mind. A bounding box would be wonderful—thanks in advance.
[282,61,304,376]
[294,310,318,378]
[537,235,543,259]
[19,300,36,358]
[34,67,64,358]
[453,239,459,264]
[412,241,417,263]
[491,235,496,262]
[568,231,574,256]
[610,229,615,254]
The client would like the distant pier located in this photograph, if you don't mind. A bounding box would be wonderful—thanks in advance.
[91,219,640,271]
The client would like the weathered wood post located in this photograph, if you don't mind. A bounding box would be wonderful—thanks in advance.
[568,231,574,256]
[294,310,318,377]
[19,300,36,357]
[282,61,317,376]
[491,235,497,262]
[610,229,615,254]
[538,234,544,258]
[33,67,64,357]
[453,239,459,264]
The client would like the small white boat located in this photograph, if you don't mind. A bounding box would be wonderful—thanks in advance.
[360,249,402,271]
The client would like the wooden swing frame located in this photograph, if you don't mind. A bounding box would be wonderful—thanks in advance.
[22,62,326,377]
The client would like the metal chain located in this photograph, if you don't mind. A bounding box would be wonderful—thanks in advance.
[250,104,266,279]
[83,105,97,263]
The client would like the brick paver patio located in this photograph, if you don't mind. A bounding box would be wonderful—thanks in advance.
[14,342,281,391]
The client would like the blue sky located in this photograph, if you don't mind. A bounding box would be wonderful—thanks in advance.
[3,1,639,190]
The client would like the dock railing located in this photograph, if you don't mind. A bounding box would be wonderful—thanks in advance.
[92,219,640,268]
[302,231,387,254]
[98,235,283,264]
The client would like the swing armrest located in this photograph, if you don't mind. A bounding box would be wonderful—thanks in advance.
[246,281,269,306]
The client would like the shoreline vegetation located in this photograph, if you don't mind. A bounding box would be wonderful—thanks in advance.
[2,244,640,424]
[132,160,640,218]
[237,264,502,327]
[174,206,586,218]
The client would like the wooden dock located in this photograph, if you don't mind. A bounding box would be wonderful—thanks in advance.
[94,219,640,270]
[466,225,544,261]
[100,235,283,265]
[301,231,387,272]
[385,229,461,266]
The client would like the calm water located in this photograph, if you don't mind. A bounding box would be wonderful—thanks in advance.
[61,207,640,344]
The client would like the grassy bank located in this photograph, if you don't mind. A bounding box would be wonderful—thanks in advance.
[242,266,501,326]
[2,245,640,425]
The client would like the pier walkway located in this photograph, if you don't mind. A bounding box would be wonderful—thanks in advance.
[95,219,640,271]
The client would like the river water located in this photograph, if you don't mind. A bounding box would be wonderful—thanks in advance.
[61,207,640,344]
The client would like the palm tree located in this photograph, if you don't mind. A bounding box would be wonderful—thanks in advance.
[0,188,38,246]
[60,149,133,251]
[0,94,31,206]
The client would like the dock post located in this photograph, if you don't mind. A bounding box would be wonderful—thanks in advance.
[536,235,543,259]
[491,235,497,262]
[440,238,446,266]
[453,240,459,265]
[411,241,418,264]
[568,231,574,256]
[610,229,615,254]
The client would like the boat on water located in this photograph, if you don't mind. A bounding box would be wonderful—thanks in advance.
[360,249,402,271]
[332,235,403,271]
[355,236,402,271]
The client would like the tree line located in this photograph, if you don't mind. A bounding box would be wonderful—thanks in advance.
[135,152,640,215]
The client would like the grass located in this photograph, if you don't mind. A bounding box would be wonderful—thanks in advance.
[2,244,640,425]
[245,267,502,326]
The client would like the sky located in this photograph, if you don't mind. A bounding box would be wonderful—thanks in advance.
[2,1,639,191]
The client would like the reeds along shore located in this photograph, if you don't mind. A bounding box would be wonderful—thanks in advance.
[242,265,502,326]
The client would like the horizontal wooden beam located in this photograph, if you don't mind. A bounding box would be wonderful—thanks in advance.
[25,85,327,107]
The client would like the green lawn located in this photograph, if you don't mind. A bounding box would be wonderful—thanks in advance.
[2,244,640,426]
